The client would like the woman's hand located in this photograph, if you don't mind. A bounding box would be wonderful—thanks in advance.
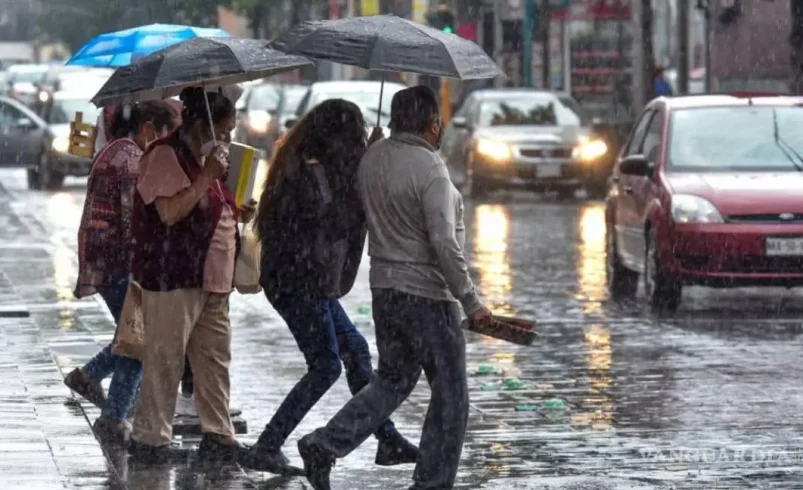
[203,146,228,181]
[239,198,258,223]
[368,127,384,147]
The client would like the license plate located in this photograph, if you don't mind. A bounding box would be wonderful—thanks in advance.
[765,237,803,256]
[538,164,561,178]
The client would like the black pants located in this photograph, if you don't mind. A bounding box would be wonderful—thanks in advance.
[308,289,468,489]
[181,356,193,396]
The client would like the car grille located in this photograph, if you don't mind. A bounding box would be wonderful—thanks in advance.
[679,254,803,273]
[518,147,573,159]
[727,214,803,224]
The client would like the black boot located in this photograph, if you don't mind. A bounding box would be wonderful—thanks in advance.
[375,432,419,466]
[197,434,250,464]
[240,444,305,476]
[92,417,131,447]
[298,434,336,490]
[128,439,189,465]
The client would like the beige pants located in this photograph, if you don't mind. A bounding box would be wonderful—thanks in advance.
[132,288,234,446]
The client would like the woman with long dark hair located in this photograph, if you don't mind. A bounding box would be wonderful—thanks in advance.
[67,100,180,445]
[241,99,418,473]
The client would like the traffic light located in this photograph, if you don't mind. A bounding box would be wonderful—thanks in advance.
[426,4,456,34]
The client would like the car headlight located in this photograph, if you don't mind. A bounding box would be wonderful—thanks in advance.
[671,194,724,224]
[247,110,271,135]
[475,139,511,161]
[51,136,69,153]
[572,136,608,162]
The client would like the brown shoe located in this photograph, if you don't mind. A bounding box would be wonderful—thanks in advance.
[64,368,106,409]
[92,417,131,446]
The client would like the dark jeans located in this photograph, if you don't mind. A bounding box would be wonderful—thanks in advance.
[256,292,399,450]
[81,278,143,421]
[309,289,468,490]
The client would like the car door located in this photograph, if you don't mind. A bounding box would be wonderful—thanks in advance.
[628,107,664,265]
[0,100,42,166]
[614,109,655,268]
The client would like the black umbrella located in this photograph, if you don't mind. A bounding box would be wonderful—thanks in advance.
[91,37,313,107]
[270,15,504,126]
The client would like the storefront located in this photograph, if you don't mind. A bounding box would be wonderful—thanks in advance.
[548,0,633,120]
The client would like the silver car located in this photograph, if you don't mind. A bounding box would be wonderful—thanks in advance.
[441,89,609,198]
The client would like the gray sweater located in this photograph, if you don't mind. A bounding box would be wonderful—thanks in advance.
[358,132,483,314]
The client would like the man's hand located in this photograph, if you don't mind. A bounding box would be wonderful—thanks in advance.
[468,306,493,329]
[239,198,258,223]
[368,127,384,147]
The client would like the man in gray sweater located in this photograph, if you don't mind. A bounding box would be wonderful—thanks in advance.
[297,85,492,490]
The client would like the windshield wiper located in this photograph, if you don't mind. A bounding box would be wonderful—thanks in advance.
[773,108,803,172]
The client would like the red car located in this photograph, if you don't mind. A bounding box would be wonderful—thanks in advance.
[605,95,803,312]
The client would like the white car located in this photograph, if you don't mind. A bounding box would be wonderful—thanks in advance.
[288,80,408,138]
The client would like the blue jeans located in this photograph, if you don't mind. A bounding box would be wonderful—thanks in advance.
[256,293,399,450]
[80,278,143,421]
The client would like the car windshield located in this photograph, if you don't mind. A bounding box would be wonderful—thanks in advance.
[668,106,803,171]
[309,85,404,121]
[49,98,96,124]
[9,69,45,84]
[477,96,587,127]
[248,84,280,111]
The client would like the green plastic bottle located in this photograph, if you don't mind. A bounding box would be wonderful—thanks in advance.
[475,364,497,375]
[356,304,372,315]
[543,398,565,410]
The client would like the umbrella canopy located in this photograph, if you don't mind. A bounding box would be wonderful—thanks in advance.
[270,15,504,80]
[68,24,232,68]
[91,37,313,107]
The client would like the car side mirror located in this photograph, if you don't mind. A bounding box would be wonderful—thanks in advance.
[619,154,654,177]
[284,118,296,129]
[452,116,468,129]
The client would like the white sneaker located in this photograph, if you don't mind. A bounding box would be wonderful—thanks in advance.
[174,393,199,418]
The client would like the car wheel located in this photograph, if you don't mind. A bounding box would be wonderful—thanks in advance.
[584,182,608,200]
[606,225,638,299]
[26,168,41,190]
[644,228,681,313]
[37,152,65,191]
[556,186,578,200]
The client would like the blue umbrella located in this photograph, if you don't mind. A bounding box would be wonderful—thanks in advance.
[68,24,231,67]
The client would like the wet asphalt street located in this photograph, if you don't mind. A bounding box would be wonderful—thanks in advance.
[1,168,803,489]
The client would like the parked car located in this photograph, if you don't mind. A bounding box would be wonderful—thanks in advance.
[4,64,48,107]
[440,89,609,198]
[0,91,96,189]
[605,95,803,313]
[287,80,407,137]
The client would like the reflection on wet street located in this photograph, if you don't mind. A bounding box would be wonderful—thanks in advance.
[2,170,803,488]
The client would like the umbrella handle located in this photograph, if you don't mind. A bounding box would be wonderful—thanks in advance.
[203,87,217,145]
[376,74,384,129]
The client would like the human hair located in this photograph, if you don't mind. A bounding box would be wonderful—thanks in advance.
[388,85,440,134]
[109,100,179,140]
[178,87,235,129]
[255,98,367,243]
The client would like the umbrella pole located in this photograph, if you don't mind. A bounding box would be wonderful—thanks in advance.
[203,88,217,145]
[376,73,385,128]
